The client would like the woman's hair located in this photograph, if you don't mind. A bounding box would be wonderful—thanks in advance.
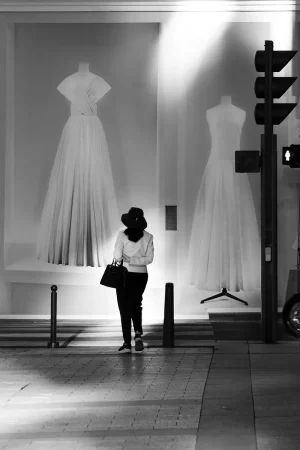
[124,228,144,243]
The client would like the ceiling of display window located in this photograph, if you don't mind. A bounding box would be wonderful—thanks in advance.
[0,0,300,13]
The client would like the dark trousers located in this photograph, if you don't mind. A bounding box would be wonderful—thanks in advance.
[116,272,148,344]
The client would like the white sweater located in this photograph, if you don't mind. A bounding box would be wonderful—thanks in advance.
[113,230,154,273]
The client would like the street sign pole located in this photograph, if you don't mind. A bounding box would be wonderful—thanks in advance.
[272,133,278,343]
[261,41,278,343]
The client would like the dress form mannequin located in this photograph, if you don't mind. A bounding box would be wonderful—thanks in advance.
[201,95,248,304]
[220,95,231,105]
[78,61,90,73]
[205,97,247,159]
[56,62,97,100]
[186,94,261,303]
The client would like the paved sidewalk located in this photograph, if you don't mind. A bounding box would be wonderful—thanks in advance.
[0,347,211,449]
[0,343,299,449]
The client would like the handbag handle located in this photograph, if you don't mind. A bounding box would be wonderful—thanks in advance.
[112,258,124,266]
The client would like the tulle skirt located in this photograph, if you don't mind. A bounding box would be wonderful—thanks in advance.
[37,116,119,267]
[185,155,261,292]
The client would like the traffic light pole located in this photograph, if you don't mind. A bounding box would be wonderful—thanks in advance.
[261,40,278,343]
[248,40,297,342]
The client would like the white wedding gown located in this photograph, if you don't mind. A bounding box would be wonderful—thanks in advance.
[186,105,261,292]
[37,73,119,267]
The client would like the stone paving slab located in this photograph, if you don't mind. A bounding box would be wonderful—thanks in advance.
[196,434,257,450]
[256,436,300,450]
[201,396,253,416]
[256,416,300,436]
[198,415,255,433]
[252,383,300,397]
[195,348,256,450]
[214,342,249,353]
[251,354,300,368]
[203,385,252,399]
[250,343,300,353]
[210,354,250,368]
[253,395,300,417]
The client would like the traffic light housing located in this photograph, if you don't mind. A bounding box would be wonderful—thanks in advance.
[282,144,300,168]
[254,45,297,125]
[236,41,298,175]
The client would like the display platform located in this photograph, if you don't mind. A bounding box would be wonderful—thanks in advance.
[5,258,105,286]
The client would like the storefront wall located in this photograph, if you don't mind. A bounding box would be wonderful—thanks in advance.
[0,3,299,318]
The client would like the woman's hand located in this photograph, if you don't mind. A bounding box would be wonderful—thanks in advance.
[122,254,130,263]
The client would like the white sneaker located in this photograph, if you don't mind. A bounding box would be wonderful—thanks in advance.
[134,333,144,352]
[118,343,132,353]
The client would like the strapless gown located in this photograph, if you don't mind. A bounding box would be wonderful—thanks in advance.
[185,105,261,292]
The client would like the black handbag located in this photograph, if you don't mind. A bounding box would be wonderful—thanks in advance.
[100,259,128,289]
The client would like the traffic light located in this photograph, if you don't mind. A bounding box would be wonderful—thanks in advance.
[254,45,297,125]
[282,144,300,167]
[236,42,298,174]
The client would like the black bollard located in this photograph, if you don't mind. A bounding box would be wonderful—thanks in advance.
[47,285,59,348]
[163,282,174,347]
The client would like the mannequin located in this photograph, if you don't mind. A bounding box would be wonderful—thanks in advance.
[220,95,232,105]
[78,61,90,73]
[205,98,246,160]
[186,95,261,303]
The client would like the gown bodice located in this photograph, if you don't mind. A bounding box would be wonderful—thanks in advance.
[57,72,111,117]
[70,103,97,117]
[206,105,245,160]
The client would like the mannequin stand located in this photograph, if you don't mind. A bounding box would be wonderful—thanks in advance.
[200,288,248,305]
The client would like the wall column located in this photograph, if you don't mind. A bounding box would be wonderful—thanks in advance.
[0,21,12,313]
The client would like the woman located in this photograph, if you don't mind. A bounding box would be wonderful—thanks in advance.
[113,207,154,352]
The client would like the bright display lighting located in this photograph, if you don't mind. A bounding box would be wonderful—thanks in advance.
[157,12,233,103]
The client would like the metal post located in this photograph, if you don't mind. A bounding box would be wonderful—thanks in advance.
[261,40,277,343]
[272,135,278,341]
[163,283,174,347]
[47,285,59,348]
